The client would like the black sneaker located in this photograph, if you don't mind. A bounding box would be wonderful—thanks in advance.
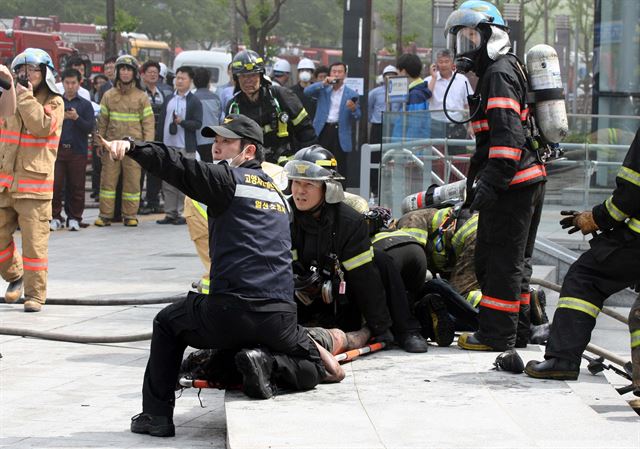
[234,348,275,399]
[172,217,187,225]
[130,413,175,437]
[524,358,580,381]
[397,332,429,353]
[156,217,175,225]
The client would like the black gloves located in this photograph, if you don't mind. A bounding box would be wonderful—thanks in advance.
[470,180,498,211]
[560,210,599,235]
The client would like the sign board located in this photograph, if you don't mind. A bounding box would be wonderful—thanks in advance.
[345,77,365,96]
[386,75,409,105]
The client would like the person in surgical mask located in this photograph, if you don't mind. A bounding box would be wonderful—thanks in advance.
[291,58,318,121]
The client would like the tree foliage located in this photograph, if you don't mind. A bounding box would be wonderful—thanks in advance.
[235,0,287,55]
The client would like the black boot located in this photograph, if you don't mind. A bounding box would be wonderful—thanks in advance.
[426,294,455,347]
[130,413,175,437]
[524,357,580,380]
[234,348,275,399]
[397,332,429,353]
[457,332,500,351]
[529,323,550,345]
[530,288,549,325]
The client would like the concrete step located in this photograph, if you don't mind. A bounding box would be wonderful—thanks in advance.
[225,345,639,449]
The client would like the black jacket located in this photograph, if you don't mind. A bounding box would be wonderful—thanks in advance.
[593,127,640,234]
[158,91,203,152]
[226,84,317,161]
[128,141,294,312]
[290,200,392,334]
[470,54,546,190]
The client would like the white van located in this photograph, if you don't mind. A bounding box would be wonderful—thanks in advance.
[173,50,232,92]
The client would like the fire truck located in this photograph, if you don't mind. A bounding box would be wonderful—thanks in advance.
[0,29,74,71]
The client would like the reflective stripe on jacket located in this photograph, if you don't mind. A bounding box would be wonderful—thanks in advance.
[0,90,64,199]
[97,84,154,141]
[592,128,640,236]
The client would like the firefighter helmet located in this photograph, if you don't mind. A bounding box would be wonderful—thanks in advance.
[115,54,140,85]
[285,145,345,204]
[11,48,60,95]
[231,50,265,76]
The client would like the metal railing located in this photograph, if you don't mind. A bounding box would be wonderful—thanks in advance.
[360,111,640,216]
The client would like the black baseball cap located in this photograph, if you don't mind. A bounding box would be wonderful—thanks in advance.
[201,114,264,144]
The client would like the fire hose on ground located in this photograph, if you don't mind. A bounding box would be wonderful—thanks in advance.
[0,294,185,343]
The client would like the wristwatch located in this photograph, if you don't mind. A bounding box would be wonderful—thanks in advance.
[123,136,136,152]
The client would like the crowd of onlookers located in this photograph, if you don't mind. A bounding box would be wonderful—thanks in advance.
[52,49,473,232]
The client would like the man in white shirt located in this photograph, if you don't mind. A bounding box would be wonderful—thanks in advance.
[425,49,474,141]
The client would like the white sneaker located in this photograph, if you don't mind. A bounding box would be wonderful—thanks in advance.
[68,219,80,231]
[50,219,63,231]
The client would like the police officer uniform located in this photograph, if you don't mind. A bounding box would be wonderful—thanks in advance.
[526,128,640,380]
[124,115,325,436]
[226,50,316,164]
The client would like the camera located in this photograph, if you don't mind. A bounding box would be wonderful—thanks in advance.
[328,79,338,85]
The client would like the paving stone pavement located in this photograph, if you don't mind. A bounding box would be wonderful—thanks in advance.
[1,208,639,449]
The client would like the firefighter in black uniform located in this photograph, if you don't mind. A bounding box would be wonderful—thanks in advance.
[445,1,546,351]
[99,115,342,438]
[226,50,317,164]
[286,146,429,352]
[526,127,640,381]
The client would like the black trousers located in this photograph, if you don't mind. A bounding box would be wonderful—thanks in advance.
[474,182,545,350]
[369,123,382,145]
[384,244,428,302]
[373,248,421,335]
[546,227,640,364]
[140,170,163,207]
[318,123,347,175]
[142,292,325,417]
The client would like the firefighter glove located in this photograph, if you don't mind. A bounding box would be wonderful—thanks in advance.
[560,210,599,235]
[470,180,498,212]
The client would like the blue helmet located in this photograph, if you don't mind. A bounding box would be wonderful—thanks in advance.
[10,47,60,95]
[11,48,56,73]
[444,1,506,37]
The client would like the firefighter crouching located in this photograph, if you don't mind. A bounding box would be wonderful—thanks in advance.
[0,48,64,312]
[526,127,640,382]
[95,55,154,227]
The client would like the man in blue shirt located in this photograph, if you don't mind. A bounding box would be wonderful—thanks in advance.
[367,65,398,144]
[51,68,96,231]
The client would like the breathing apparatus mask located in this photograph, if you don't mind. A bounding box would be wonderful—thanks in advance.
[442,1,511,125]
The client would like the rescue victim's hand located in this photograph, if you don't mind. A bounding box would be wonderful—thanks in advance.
[559,210,599,235]
[96,134,130,161]
[469,180,498,211]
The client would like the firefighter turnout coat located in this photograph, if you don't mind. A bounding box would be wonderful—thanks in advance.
[0,87,64,305]
[97,83,154,220]
[546,127,640,364]
[468,53,546,350]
